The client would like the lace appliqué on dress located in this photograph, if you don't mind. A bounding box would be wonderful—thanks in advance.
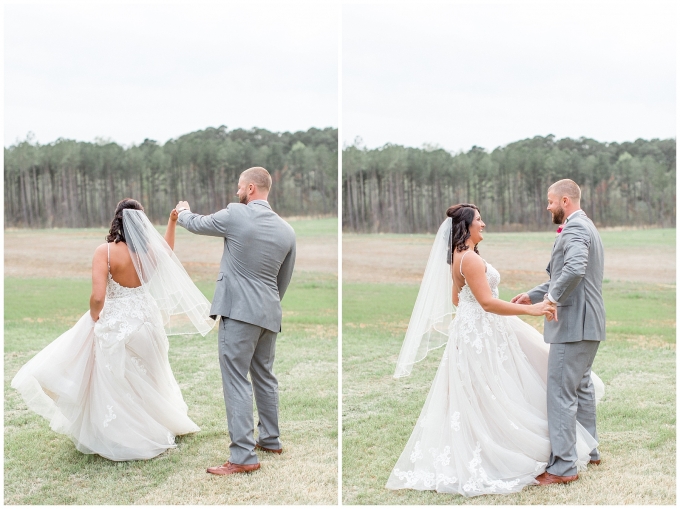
[94,275,161,349]
[410,441,424,463]
[103,405,117,428]
[450,411,461,431]
[131,356,147,375]
[391,466,458,490]
[462,443,521,494]
[431,446,451,467]
[392,468,437,488]
[98,275,155,337]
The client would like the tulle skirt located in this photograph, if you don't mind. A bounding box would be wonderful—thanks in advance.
[11,306,200,461]
[386,312,602,496]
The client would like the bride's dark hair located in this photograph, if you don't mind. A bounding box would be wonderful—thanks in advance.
[106,199,144,243]
[446,203,480,263]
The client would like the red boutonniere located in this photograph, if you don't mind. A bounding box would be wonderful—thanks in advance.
[556,224,565,234]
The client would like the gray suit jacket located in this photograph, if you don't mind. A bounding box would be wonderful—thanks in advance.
[528,210,606,343]
[178,200,296,333]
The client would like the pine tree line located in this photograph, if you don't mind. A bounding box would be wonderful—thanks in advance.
[5,126,338,227]
[343,136,675,233]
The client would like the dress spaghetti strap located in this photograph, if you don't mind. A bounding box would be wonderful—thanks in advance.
[459,251,470,278]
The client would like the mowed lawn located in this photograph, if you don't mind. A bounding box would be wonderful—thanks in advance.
[4,218,338,505]
[342,228,675,505]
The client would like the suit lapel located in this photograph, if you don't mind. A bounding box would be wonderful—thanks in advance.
[549,210,587,275]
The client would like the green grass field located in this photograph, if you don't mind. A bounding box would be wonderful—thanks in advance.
[4,218,338,505]
[342,229,675,505]
[286,217,338,237]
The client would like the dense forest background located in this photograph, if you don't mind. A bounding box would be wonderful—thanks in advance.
[5,126,338,228]
[343,136,676,233]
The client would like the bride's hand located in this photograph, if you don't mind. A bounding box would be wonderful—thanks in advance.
[531,300,557,321]
[546,303,557,322]
[169,209,179,222]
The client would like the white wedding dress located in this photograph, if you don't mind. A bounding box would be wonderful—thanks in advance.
[12,211,215,462]
[386,258,603,496]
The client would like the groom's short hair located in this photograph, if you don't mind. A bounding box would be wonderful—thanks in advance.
[549,179,581,203]
[240,167,272,192]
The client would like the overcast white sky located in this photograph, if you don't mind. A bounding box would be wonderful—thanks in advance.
[4,1,676,151]
[4,2,339,147]
[343,1,676,152]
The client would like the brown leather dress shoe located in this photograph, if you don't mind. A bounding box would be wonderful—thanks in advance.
[206,461,261,476]
[535,471,578,485]
[589,459,601,465]
[255,443,283,454]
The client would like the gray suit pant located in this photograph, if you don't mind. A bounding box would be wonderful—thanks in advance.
[219,317,281,465]
[547,340,600,476]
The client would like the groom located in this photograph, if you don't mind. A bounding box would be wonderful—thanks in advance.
[512,179,605,485]
[175,166,296,476]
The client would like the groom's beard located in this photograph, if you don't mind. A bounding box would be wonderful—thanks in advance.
[552,206,565,225]
[239,194,248,204]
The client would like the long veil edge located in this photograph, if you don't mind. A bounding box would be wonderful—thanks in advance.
[123,209,215,336]
[394,218,455,378]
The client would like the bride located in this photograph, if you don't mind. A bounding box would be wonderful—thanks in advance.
[11,198,215,461]
[386,203,603,496]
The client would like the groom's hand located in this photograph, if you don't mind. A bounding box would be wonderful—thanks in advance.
[175,201,191,213]
[511,292,531,305]
[545,300,558,322]
[541,294,558,322]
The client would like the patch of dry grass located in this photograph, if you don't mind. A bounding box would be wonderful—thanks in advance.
[5,217,337,281]
[342,229,675,286]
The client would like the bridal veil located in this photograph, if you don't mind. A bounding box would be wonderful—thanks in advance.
[123,209,215,336]
[394,218,454,378]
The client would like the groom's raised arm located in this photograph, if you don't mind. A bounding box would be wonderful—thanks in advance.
[177,206,231,237]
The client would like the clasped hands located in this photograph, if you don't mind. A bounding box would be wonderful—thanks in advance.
[511,293,558,322]
[175,201,191,212]
[542,297,558,322]
[174,201,191,216]
[166,201,191,223]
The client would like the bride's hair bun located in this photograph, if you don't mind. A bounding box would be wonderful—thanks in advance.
[106,198,144,244]
[446,203,480,256]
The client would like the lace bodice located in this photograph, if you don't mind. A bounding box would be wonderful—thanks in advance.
[97,273,160,344]
[458,261,501,305]
[105,273,145,300]
[96,246,160,346]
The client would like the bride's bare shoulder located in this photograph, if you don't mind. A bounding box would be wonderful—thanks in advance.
[93,242,127,260]
[93,243,108,256]
[459,250,485,275]
[91,244,109,270]
[104,241,134,260]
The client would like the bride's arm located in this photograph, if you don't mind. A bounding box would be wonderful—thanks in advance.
[90,244,108,321]
[463,253,555,319]
[164,209,179,250]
